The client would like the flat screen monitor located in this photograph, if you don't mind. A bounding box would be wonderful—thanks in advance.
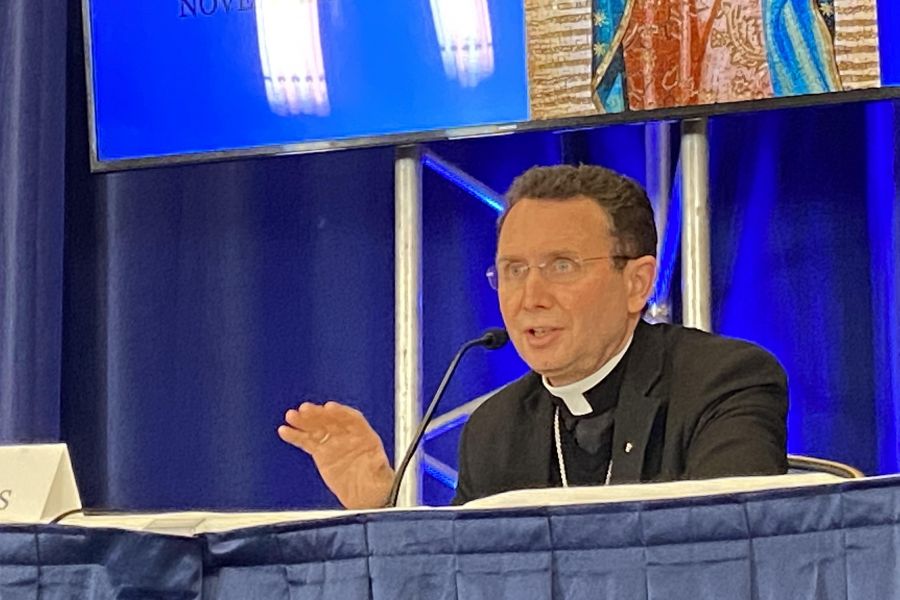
[83,0,900,171]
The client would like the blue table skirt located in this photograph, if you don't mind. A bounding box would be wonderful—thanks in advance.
[3,476,900,599]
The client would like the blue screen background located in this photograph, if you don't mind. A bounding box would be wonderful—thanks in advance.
[89,0,529,160]
[879,0,900,85]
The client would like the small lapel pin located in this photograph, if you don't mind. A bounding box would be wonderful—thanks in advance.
[624,442,634,454]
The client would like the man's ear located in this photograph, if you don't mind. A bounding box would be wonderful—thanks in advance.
[626,256,657,313]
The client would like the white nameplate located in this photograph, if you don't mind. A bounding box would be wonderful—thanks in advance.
[0,444,81,524]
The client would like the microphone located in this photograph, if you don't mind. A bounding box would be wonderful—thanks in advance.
[387,328,509,507]
[478,327,509,350]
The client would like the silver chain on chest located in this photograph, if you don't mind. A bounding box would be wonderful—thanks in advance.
[554,406,613,488]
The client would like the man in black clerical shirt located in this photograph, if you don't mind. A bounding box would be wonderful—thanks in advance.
[277,164,788,508]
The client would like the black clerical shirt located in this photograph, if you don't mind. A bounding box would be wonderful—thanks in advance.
[548,351,629,487]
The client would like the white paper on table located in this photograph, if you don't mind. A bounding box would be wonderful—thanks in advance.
[462,473,848,509]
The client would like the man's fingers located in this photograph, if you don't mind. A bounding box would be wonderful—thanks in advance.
[284,405,331,432]
[284,408,309,431]
[286,401,371,436]
[280,403,345,450]
[277,425,318,453]
[280,400,380,464]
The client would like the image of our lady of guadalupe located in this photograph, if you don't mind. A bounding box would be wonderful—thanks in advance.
[591,0,877,113]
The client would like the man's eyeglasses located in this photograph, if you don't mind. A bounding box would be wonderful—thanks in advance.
[485,255,633,290]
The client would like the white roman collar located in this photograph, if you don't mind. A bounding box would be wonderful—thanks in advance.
[542,334,634,416]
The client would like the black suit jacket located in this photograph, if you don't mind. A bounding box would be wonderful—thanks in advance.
[452,321,788,504]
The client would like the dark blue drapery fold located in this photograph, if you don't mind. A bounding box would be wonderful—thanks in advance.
[0,0,67,442]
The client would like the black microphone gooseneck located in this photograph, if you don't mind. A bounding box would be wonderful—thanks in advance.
[387,328,509,507]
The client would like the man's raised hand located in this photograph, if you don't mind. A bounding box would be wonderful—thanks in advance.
[278,401,394,509]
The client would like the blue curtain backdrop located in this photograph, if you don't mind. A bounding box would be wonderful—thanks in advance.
[0,0,67,443]
[707,105,900,477]
[1,0,898,510]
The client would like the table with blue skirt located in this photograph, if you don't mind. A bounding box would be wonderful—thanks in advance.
[2,475,899,599]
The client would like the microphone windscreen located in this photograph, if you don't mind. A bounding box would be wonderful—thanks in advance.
[482,328,509,350]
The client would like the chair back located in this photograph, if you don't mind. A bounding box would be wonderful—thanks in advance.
[787,454,864,478]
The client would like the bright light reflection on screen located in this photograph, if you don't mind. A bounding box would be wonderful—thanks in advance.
[430,0,495,87]
[256,0,330,116]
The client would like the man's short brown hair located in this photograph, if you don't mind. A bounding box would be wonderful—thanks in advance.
[500,164,657,269]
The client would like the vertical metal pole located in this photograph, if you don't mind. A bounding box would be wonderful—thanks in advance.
[680,118,712,332]
[394,145,423,507]
[645,121,672,323]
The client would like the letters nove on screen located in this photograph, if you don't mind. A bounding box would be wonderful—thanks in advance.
[178,0,255,18]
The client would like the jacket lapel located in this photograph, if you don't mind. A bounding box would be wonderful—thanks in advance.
[518,379,555,488]
[610,320,665,484]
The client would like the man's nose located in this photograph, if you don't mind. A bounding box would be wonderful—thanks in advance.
[521,267,553,309]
